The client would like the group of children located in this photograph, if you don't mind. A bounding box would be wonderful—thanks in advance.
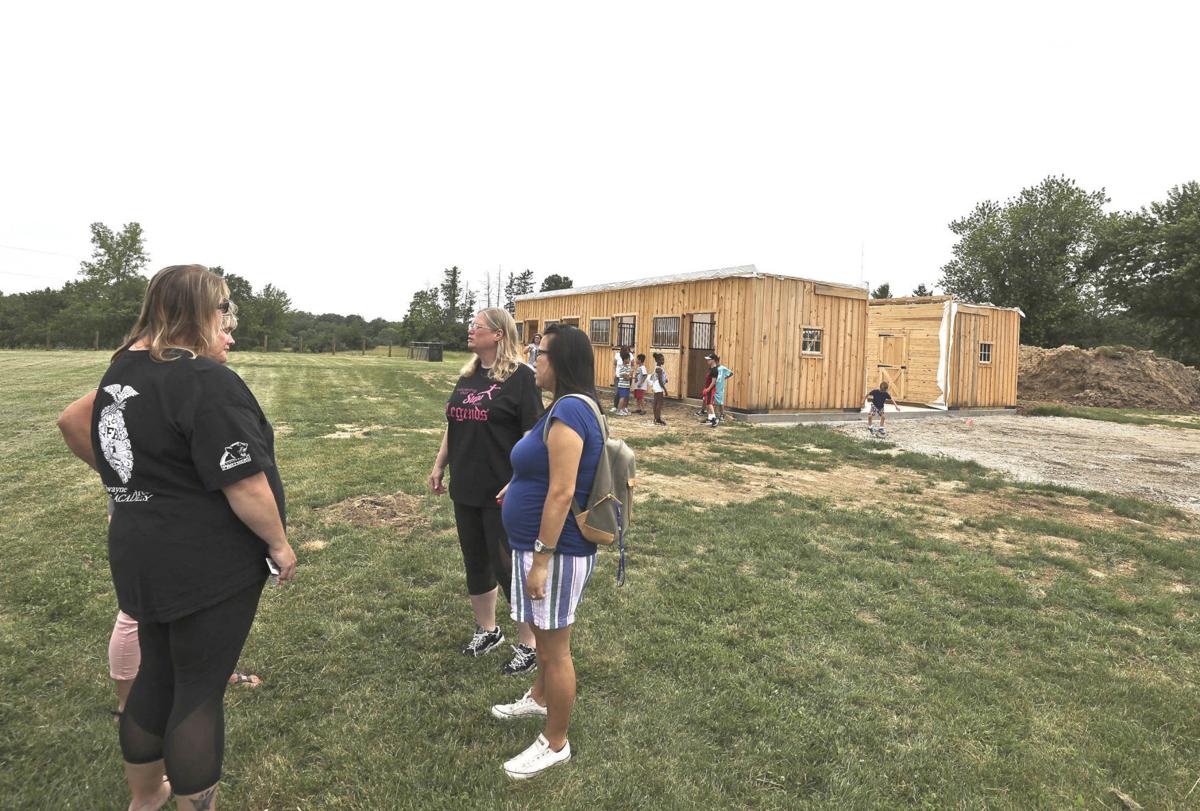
[611,348,669,425]
[609,348,734,429]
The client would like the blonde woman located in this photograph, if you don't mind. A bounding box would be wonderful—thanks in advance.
[58,264,295,811]
[430,307,543,675]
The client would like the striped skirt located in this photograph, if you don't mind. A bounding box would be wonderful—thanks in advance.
[510,550,596,630]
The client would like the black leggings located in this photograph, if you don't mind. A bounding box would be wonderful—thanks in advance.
[453,501,512,602]
[120,579,264,796]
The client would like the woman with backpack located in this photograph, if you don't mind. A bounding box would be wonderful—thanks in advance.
[490,323,604,779]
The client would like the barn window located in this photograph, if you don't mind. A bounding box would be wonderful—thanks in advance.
[589,318,611,345]
[544,320,559,330]
[801,327,823,355]
[516,322,524,342]
[652,317,681,347]
[979,342,992,364]
[615,315,636,347]
[562,317,580,328]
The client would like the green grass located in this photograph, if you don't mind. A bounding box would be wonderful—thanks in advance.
[3,350,1200,809]
[1023,402,1200,430]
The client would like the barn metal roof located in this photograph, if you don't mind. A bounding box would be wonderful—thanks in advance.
[515,264,868,301]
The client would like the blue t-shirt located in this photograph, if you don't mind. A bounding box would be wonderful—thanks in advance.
[714,365,733,398]
[502,396,603,556]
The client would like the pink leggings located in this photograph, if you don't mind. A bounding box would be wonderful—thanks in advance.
[109,610,140,681]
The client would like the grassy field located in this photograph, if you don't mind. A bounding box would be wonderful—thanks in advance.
[1021,402,1200,430]
[3,350,1200,809]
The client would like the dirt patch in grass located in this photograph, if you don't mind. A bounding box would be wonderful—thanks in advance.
[274,424,293,436]
[320,423,384,439]
[320,491,428,530]
[830,414,1200,515]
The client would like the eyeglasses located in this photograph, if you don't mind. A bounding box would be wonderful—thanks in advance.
[217,299,232,313]
[469,323,497,332]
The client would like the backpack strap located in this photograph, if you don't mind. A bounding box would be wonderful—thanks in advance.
[541,393,608,444]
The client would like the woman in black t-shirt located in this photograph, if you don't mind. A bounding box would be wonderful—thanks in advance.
[60,264,296,810]
[430,307,543,675]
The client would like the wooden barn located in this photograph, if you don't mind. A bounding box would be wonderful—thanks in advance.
[864,296,1023,409]
[514,265,869,413]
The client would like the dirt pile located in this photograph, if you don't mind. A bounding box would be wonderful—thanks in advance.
[1019,345,1200,410]
[319,491,428,529]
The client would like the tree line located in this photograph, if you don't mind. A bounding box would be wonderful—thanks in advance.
[0,224,574,353]
[6,179,1196,364]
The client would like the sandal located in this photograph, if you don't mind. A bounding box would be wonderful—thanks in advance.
[228,671,262,688]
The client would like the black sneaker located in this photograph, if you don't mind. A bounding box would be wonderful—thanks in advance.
[501,644,537,676]
[461,625,505,657]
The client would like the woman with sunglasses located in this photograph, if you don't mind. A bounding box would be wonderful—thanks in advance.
[58,264,294,811]
[430,307,543,675]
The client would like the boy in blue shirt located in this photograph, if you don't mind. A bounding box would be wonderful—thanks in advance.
[703,354,734,426]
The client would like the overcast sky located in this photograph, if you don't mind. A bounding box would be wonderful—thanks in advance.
[1,1,1196,319]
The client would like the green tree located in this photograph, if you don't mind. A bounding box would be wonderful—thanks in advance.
[254,283,292,350]
[1093,181,1200,364]
[66,222,150,348]
[540,273,573,292]
[939,176,1109,347]
[504,269,536,314]
[400,287,444,345]
[870,282,891,299]
[912,283,933,297]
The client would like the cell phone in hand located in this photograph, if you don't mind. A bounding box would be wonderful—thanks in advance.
[265,556,281,585]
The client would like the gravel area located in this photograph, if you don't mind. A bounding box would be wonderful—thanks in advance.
[828,414,1200,514]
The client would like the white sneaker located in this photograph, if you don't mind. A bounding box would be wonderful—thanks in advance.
[491,689,548,720]
[503,733,571,779]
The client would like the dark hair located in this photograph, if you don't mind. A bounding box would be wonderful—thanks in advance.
[620,350,630,362]
[636,353,645,362]
[542,324,597,403]
[652,352,665,365]
[709,353,720,362]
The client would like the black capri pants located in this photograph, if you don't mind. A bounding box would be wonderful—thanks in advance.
[119,578,264,796]
[453,500,513,602]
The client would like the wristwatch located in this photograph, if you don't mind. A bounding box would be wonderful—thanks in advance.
[534,539,558,555]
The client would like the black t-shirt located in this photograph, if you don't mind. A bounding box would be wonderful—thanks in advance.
[92,350,284,622]
[868,388,894,409]
[446,363,542,507]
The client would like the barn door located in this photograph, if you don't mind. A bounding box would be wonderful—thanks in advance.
[876,333,907,400]
[687,313,715,398]
[954,314,982,408]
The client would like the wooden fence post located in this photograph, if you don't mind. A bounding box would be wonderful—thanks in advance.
[361,338,366,355]
[332,335,337,355]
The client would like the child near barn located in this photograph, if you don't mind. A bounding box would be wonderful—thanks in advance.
[633,354,649,415]
[612,350,633,416]
[704,354,734,427]
[651,352,668,425]
[864,380,900,434]
[698,366,716,421]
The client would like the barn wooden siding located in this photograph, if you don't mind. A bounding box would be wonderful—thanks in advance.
[865,297,1020,408]
[516,275,867,412]
[951,304,1021,408]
